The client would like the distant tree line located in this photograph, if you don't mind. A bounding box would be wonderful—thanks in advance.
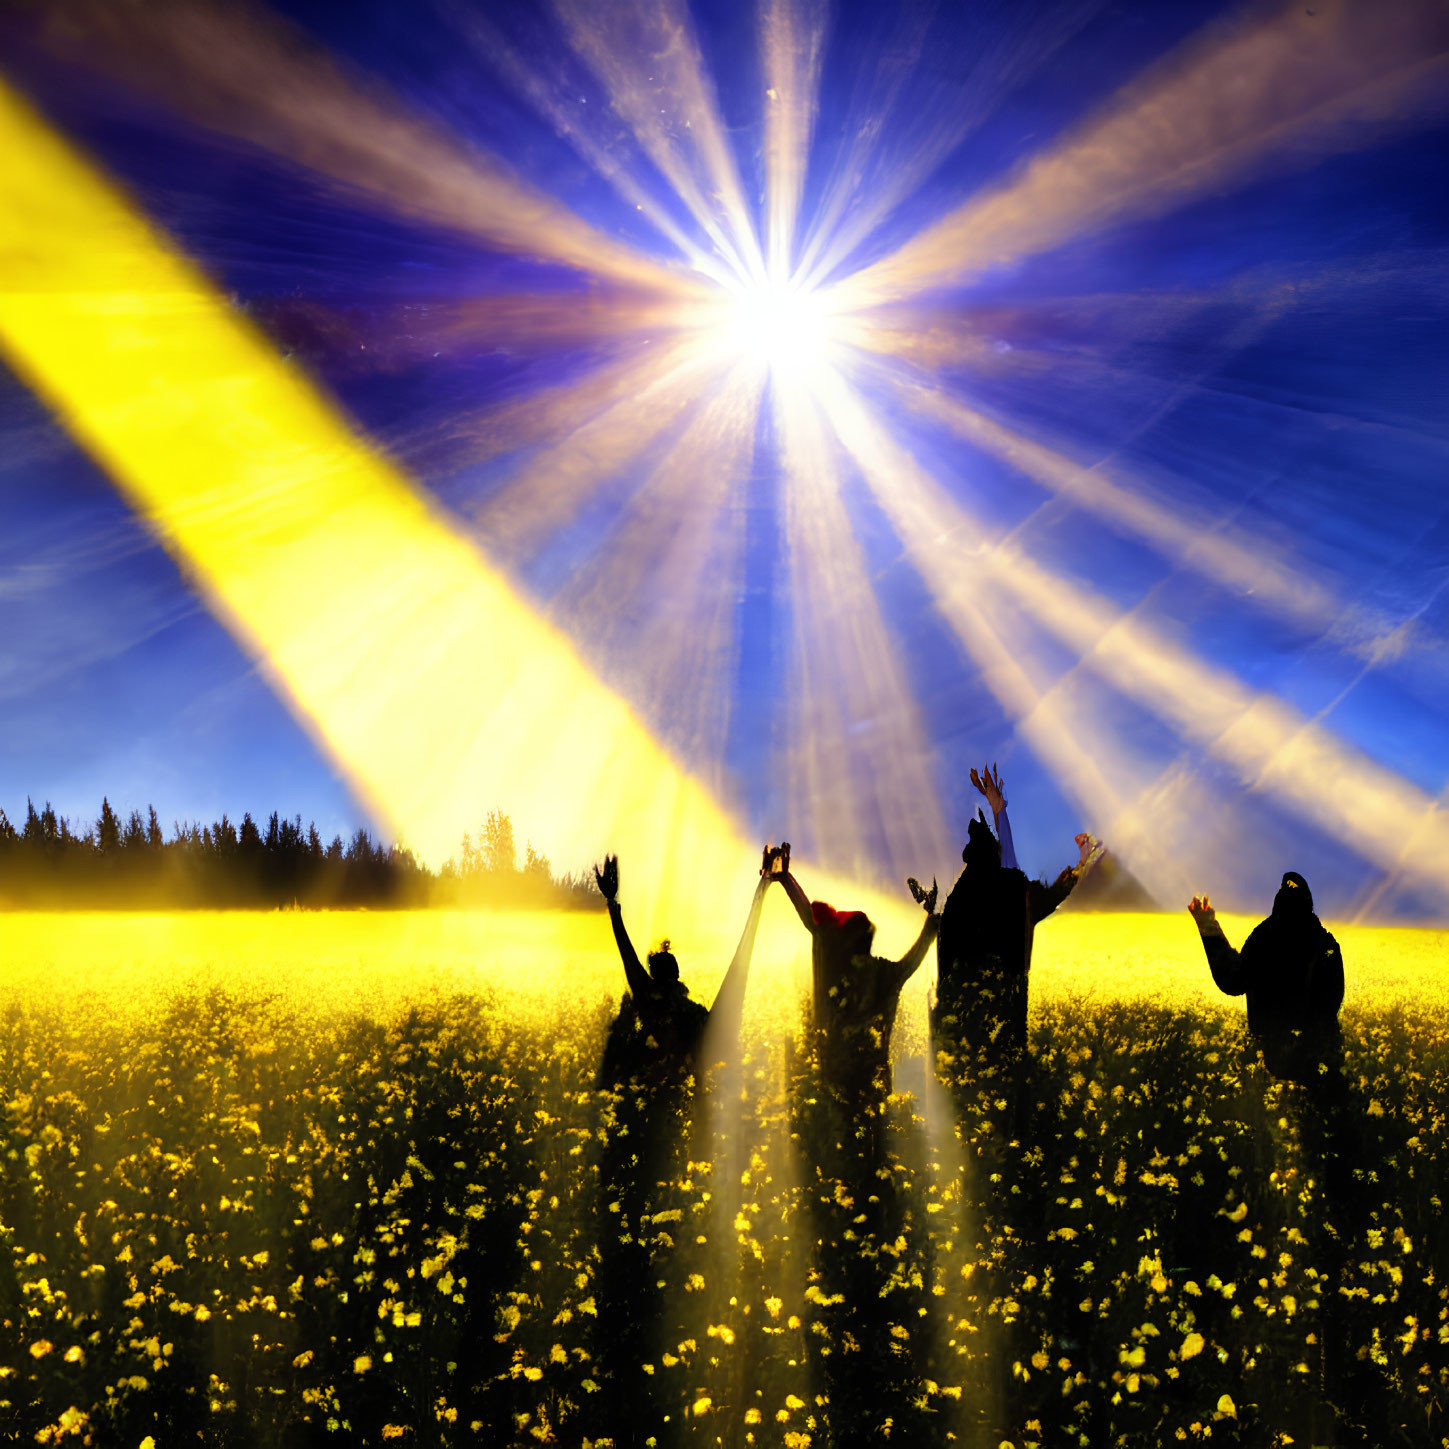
[0,798,594,911]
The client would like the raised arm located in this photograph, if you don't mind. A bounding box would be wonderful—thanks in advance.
[996,809,1019,872]
[709,877,770,1029]
[776,866,815,933]
[971,763,1017,869]
[892,909,942,986]
[596,855,652,1003]
[1188,894,1247,996]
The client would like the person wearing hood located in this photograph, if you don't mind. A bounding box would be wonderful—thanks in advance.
[1188,873,1344,1082]
[766,840,941,1108]
[933,764,1096,1071]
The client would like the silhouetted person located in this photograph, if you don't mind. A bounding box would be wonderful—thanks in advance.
[1188,872,1343,1083]
[768,843,940,1445]
[595,854,764,1089]
[769,842,939,1111]
[1191,873,1363,1439]
[595,855,710,1088]
[933,764,1093,1069]
[590,855,764,1439]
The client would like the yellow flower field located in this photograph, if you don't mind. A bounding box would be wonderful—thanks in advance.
[0,909,1445,1446]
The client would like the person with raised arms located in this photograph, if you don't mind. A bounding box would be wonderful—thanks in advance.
[933,764,1096,1083]
[595,853,765,1089]
[764,840,940,1110]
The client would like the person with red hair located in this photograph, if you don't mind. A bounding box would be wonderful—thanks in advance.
[763,841,940,1109]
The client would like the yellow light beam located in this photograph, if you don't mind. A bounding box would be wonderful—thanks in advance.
[837,0,1449,306]
[0,79,929,957]
[808,365,1449,906]
[34,0,699,297]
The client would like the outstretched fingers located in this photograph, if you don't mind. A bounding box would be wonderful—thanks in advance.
[971,762,1007,813]
[595,853,619,901]
[907,876,940,913]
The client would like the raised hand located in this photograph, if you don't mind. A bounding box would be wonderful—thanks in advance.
[595,854,619,903]
[970,762,1007,816]
[1187,894,1218,931]
[907,876,939,914]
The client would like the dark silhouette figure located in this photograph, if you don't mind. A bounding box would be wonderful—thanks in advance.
[769,843,939,1111]
[595,855,711,1088]
[933,765,1092,1068]
[767,842,940,1446]
[1191,873,1364,1440]
[595,854,764,1089]
[590,856,765,1440]
[1188,871,1344,1083]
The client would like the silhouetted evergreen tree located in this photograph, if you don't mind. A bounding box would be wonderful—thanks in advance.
[0,796,593,911]
[97,797,121,855]
[481,808,516,875]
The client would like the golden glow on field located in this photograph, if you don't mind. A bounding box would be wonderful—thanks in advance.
[3,911,1442,1035]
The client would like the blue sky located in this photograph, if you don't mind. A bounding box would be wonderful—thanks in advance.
[2,0,1446,917]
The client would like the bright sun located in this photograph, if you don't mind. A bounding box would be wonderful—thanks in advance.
[717,277,835,373]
